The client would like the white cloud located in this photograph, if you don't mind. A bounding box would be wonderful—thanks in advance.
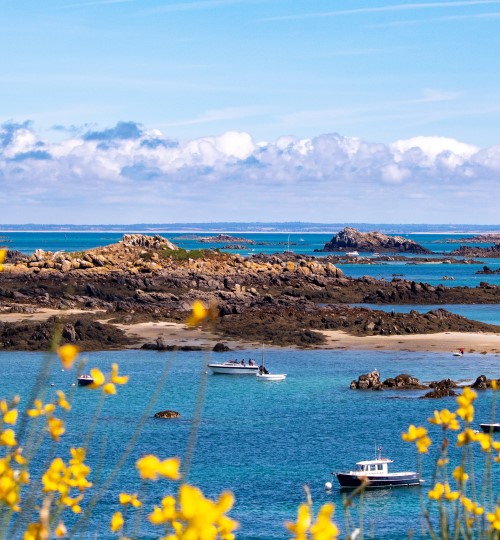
[0,121,499,223]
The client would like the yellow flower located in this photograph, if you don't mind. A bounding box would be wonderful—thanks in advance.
[55,522,67,538]
[461,497,484,515]
[176,484,238,540]
[27,399,55,417]
[0,428,17,446]
[136,455,181,481]
[443,483,460,501]
[149,495,177,525]
[119,492,142,508]
[186,300,209,327]
[57,344,79,369]
[437,457,449,467]
[475,432,494,452]
[56,391,71,412]
[487,507,500,530]
[456,387,477,422]
[491,379,498,391]
[61,493,83,513]
[3,408,18,426]
[0,455,27,511]
[286,502,311,540]
[457,428,477,447]
[23,523,47,540]
[89,365,127,395]
[110,511,124,532]
[0,248,6,271]
[402,425,427,442]
[309,502,339,540]
[111,363,128,385]
[103,383,116,395]
[428,482,445,500]
[89,367,105,388]
[416,435,431,454]
[47,417,65,441]
[428,409,460,430]
[452,466,469,483]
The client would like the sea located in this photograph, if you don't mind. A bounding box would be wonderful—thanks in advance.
[0,231,499,539]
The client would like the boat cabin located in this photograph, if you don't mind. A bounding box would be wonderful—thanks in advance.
[354,459,393,475]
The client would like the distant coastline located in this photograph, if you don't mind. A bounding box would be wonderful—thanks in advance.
[0,222,500,234]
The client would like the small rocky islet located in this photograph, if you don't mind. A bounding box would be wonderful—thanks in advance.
[0,230,499,351]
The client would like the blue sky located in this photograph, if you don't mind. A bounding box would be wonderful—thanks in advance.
[1,0,499,224]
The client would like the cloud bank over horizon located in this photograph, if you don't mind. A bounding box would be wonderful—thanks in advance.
[1,120,498,224]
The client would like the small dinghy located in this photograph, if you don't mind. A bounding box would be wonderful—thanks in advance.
[256,372,287,381]
[256,345,287,381]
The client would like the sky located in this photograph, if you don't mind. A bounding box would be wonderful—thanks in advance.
[0,0,499,224]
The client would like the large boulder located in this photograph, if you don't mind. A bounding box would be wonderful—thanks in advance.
[350,369,382,390]
[320,227,432,254]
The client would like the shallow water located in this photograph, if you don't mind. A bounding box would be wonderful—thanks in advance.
[1,349,498,539]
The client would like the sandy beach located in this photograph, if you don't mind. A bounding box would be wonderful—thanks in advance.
[116,320,500,354]
[1,307,499,354]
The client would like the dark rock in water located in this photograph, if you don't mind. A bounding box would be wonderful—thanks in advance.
[421,386,457,399]
[471,374,488,390]
[350,369,381,390]
[154,410,180,419]
[476,265,500,275]
[429,378,457,388]
[213,342,231,352]
[319,227,432,254]
[352,371,427,390]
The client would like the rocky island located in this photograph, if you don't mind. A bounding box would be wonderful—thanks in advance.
[0,233,499,352]
[316,227,433,254]
[450,243,500,258]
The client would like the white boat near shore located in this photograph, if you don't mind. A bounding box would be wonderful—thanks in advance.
[207,361,258,375]
[256,372,287,381]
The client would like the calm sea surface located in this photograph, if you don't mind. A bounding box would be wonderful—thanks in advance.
[1,349,499,539]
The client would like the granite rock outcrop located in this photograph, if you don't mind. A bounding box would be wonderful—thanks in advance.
[318,227,432,254]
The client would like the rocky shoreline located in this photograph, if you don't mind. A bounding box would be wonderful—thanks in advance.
[0,233,499,351]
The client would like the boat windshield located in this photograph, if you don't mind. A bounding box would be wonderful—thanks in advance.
[356,465,365,472]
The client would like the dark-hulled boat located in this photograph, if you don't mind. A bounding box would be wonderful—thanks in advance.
[480,423,500,433]
[335,451,422,489]
[77,374,94,386]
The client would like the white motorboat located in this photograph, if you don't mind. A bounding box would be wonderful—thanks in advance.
[331,448,422,489]
[256,372,287,381]
[346,251,360,257]
[207,361,258,375]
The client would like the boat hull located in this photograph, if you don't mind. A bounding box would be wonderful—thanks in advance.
[208,364,259,375]
[336,473,421,489]
[256,373,287,381]
[78,376,94,386]
[480,423,500,433]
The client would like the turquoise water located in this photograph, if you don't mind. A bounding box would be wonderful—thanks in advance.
[1,349,498,539]
[1,231,500,288]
